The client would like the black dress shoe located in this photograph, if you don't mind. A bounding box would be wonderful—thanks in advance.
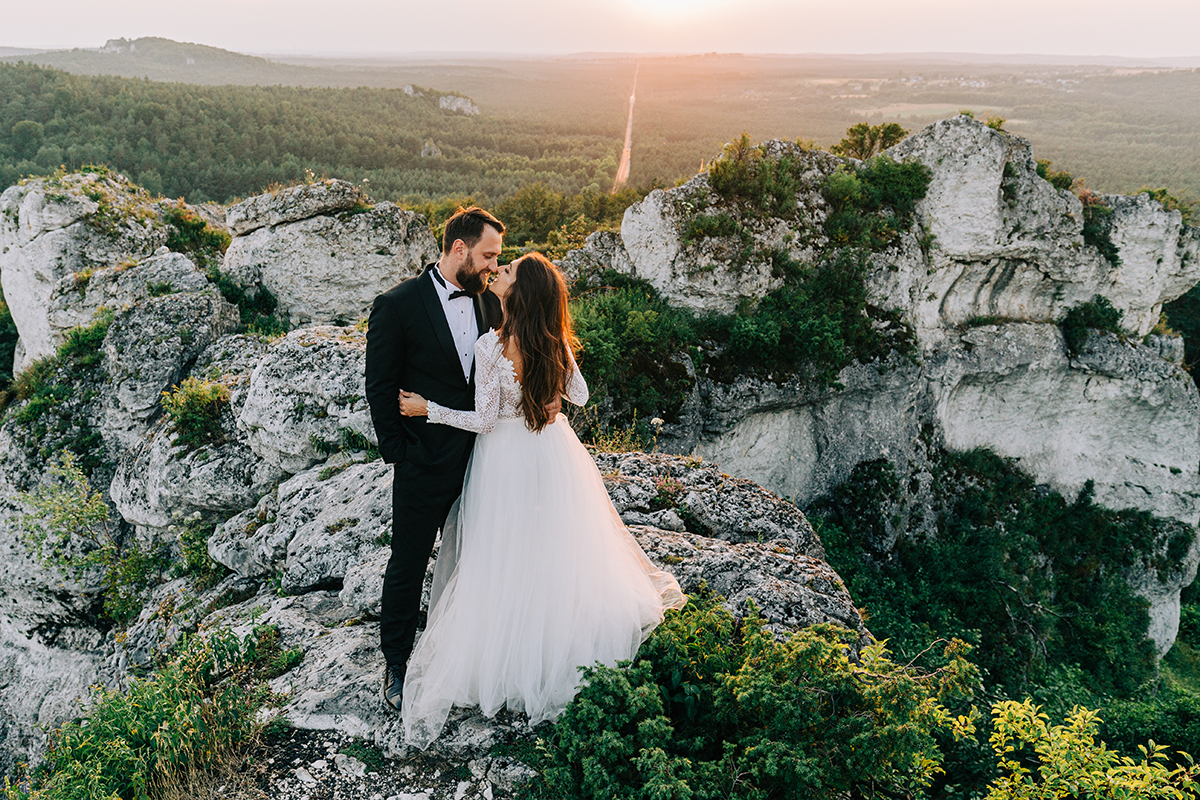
[383,663,405,711]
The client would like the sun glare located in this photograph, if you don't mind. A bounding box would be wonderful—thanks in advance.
[624,0,732,17]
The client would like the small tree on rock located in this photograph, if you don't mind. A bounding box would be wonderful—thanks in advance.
[831,122,909,160]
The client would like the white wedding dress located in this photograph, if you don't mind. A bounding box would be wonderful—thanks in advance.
[401,329,685,749]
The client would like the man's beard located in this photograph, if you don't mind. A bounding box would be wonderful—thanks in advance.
[455,252,488,295]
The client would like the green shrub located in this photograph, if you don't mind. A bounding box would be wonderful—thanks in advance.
[172,516,229,591]
[813,448,1185,700]
[1078,190,1122,267]
[204,267,287,337]
[822,155,931,251]
[161,376,230,452]
[681,211,743,242]
[535,589,977,800]
[1036,159,1075,191]
[163,200,231,270]
[830,122,909,160]
[0,291,17,391]
[10,625,300,800]
[2,312,113,477]
[707,132,806,219]
[1139,186,1197,225]
[309,427,381,460]
[1060,295,1124,357]
[571,275,695,427]
[18,451,165,624]
[987,700,1200,799]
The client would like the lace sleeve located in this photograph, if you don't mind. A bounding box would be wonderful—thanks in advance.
[427,333,502,434]
[564,343,589,406]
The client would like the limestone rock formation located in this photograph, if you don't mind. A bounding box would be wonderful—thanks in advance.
[0,172,170,369]
[438,95,480,116]
[3,129,1198,779]
[612,144,838,314]
[594,450,825,556]
[562,116,1200,653]
[224,179,368,237]
[46,249,211,337]
[237,326,375,473]
[211,459,391,594]
[200,512,864,763]
[101,286,240,452]
[222,185,438,326]
[110,333,281,543]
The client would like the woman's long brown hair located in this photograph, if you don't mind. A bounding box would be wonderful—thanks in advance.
[501,252,580,432]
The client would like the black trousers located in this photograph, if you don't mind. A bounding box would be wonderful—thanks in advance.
[379,453,471,670]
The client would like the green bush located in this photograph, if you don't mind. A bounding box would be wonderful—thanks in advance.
[813,448,1187,700]
[309,427,382,460]
[571,274,696,428]
[204,268,287,337]
[1060,295,1124,357]
[1036,159,1075,191]
[7,626,301,800]
[2,312,113,478]
[1079,191,1122,268]
[823,155,932,250]
[0,286,17,390]
[682,212,743,242]
[1138,186,1196,225]
[172,516,229,591]
[535,589,977,800]
[18,451,165,624]
[707,132,806,219]
[163,200,230,269]
[987,700,1200,800]
[161,376,230,451]
[830,122,909,160]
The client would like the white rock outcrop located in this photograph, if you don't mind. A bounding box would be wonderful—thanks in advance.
[110,333,281,543]
[224,179,369,237]
[564,116,1200,655]
[101,286,240,452]
[222,190,437,327]
[438,95,480,115]
[0,173,169,369]
[238,326,375,473]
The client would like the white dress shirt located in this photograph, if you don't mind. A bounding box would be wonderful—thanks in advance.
[431,266,479,382]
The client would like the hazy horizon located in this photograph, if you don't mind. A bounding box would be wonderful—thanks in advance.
[6,0,1199,60]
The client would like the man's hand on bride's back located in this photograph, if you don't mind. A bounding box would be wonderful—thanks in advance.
[399,390,428,417]
[546,397,562,417]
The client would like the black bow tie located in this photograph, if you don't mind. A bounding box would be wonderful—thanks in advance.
[432,268,473,301]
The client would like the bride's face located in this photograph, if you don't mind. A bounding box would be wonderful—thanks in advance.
[491,260,518,299]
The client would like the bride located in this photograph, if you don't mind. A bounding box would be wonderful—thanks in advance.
[397,252,685,748]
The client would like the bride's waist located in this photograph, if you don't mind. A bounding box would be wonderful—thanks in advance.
[492,413,567,427]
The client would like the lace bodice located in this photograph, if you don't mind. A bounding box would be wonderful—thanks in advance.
[427,329,588,434]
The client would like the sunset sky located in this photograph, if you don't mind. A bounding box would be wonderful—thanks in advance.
[6,0,1198,58]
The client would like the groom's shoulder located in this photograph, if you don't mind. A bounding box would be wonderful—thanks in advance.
[376,265,431,305]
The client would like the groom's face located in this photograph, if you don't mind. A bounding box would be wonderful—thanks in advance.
[455,225,503,294]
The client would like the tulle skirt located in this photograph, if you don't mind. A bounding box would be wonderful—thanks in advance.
[401,414,685,749]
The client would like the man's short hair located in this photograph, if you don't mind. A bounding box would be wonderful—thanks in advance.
[442,206,505,255]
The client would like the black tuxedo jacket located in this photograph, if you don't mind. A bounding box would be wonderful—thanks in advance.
[366,264,503,472]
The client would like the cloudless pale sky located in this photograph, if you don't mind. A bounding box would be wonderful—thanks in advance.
[6,0,1198,58]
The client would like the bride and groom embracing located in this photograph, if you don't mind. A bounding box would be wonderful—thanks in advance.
[364,207,685,749]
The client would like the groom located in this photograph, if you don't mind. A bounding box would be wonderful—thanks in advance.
[365,207,505,710]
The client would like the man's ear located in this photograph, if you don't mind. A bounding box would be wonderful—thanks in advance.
[451,238,466,257]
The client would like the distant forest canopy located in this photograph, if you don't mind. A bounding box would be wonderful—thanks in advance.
[0,62,621,203]
[2,38,1199,207]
